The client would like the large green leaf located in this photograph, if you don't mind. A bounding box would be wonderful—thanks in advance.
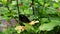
[39,20,60,31]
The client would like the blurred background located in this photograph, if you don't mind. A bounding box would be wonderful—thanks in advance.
[0,0,60,34]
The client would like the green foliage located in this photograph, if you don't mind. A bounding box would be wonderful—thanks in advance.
[39,20,60,31]
[24,23,35,32]
[0,0,60,34]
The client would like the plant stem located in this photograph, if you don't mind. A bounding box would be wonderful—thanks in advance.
[32,0,35,15]
[16,0,20,24]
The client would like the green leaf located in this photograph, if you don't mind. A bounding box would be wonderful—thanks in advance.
[53,3,59,8]
[29,15,39,21]
[41,18,49,23]
[39,20,60,31]
[11,1,16,6]
[2,0,7,4]
[23,23,34,32]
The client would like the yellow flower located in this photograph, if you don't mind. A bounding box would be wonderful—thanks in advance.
[15,26,26,32]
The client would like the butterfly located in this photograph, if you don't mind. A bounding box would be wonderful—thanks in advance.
[19,14,39,25]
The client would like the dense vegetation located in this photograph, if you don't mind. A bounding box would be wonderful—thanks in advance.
[0,0,60,34]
